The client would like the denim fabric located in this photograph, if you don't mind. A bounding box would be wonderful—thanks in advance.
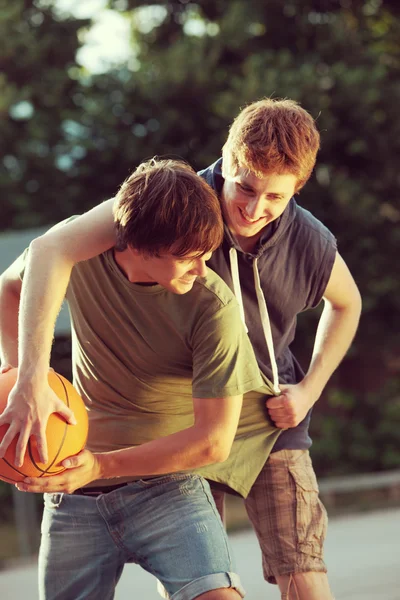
[38,474,245,600]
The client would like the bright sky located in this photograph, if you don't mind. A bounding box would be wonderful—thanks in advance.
[52,0,132,73]
[50,0,210,73]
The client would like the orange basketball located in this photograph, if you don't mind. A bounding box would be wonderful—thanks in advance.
[0,369,89,484]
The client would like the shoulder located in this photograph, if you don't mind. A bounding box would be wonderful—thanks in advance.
[281,201,337,263]
[284,203,337,306]
[177,270,246,349]
[193,267,237,311]
[291,202,336,246]
[198,159,224,195]
[70,250,112,287]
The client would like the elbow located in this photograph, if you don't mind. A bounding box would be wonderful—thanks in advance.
[29,236,56,264]
[0,270,21,302]
[29,235,56,256]
[29,235,75,269]
[355,288,362,316]
[203,437,233,465]
[350,287,362,326]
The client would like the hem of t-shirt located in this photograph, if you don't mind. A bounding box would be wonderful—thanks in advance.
[193,375,264,399]
[271,438,312,452]
[200,472,250,498]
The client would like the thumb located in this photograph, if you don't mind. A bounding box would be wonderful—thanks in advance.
[277,383,291,393]
[0,363,15,374]
[62,450,85,469]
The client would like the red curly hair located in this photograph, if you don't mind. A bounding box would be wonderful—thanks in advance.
[222,98,320,192]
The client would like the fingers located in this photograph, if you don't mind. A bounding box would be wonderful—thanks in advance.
[269,412,299,429]
[0,413,32,465]
[56,402,77,426]
[0,364,14,374]
[28,403,77,464]
[265,395,287,409]
[14,425,34,467]
[267,399,298,429]
[16,475,68,494]
[267,407,294,429]
[17,450,89,494]
[0,422,18,458]
[271,416,293,429]
[31,425,49,465]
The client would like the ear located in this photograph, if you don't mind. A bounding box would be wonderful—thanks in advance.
[127,245,141,257]
[221,152,239,181]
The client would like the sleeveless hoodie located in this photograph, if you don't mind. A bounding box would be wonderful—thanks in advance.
[199,159,337,450]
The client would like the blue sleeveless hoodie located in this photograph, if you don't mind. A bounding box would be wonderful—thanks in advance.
[199,159,337,451]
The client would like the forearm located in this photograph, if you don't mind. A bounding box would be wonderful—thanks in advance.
[17,238,73,384]
[96,425,226,480]
[0,277,20,366]
[302,300,361,400]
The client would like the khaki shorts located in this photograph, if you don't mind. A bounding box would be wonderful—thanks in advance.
[212,449,328,584]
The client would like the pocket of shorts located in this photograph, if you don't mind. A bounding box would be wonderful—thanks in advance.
[43,492,64,509]
[288,463,327,558]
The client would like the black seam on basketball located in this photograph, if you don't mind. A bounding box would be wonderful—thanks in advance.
[0,466,20,483]
[28,373,70,477]
[27,441,64,476]
[1,456,30,478]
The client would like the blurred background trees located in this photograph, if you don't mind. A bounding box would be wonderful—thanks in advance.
[1,0,399,476]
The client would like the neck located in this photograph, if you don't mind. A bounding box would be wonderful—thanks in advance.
[237,236,258,253]
[113,249,155,283]
[229,230,262,253]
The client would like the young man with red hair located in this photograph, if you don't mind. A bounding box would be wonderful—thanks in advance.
[199,99,361,599]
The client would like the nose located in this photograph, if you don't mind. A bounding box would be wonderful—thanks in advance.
[245,197,264,220]
[192,257,208,278]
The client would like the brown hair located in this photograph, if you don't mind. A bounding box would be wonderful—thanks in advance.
[113,158,223,256]
[222,98,320,192]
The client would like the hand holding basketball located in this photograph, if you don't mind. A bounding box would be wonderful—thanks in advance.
[0,368,77,466]
[0,369,88,484]
[16,447,102,495]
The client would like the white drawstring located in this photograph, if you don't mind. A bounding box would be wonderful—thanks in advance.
[228,248,280,394]
[253,257,280,394]
[282,573,300,599]
[229,248,248,332]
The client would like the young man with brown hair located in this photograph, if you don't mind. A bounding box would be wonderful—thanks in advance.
[0,158,278,600]
[0,99,361,599]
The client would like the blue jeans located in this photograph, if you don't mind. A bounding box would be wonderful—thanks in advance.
[39,474,244,600]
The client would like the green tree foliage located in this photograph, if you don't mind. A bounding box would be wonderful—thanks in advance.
[0,0,399,474]
[0,0,92,227]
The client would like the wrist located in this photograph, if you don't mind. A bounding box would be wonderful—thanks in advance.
[16,362,52,387]
[0,347,18,369]
[94,452,113,480]
[298,378,323,406]
[0,358,17,370]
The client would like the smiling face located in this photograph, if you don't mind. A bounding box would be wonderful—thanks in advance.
[115,247,212,295]
[141,251,212,294]
[221,167,298,252]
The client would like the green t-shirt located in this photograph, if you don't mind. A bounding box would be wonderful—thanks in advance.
[19,247,280,496]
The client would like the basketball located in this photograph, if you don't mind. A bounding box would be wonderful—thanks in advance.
[0,369,89,484]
